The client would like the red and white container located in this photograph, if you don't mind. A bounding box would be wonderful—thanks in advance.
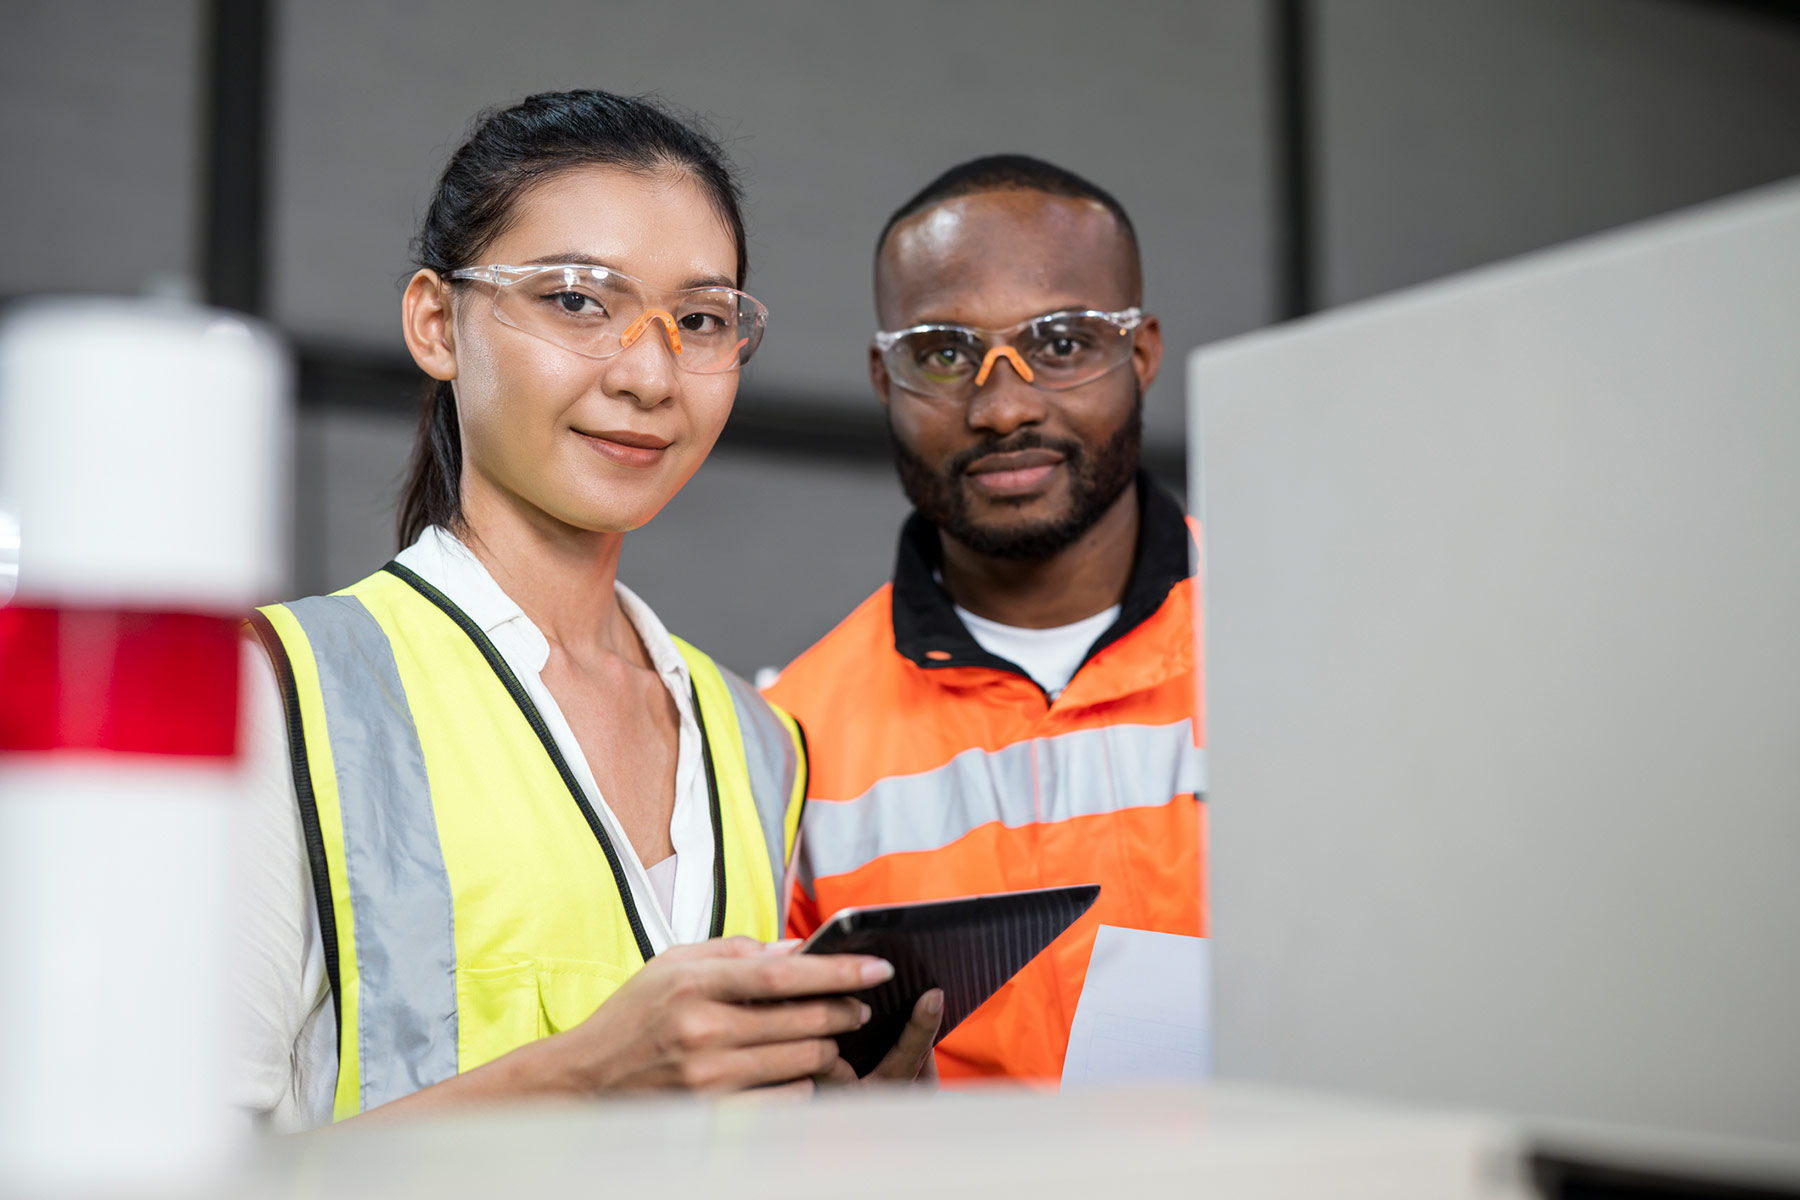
[0,299,290,1192]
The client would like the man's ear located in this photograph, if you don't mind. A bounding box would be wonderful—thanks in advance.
[868,342,893,411]
[402,269,458,383]
[1131,312,1164,396]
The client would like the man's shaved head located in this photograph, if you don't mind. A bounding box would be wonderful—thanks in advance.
[874,154,1142,305]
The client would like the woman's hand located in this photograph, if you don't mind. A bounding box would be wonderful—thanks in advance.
[540,937,892,1093]
[355,937,891,1121]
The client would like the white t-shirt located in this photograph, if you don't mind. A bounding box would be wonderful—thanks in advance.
[953,603,1122,700]
[232,526,711,1131]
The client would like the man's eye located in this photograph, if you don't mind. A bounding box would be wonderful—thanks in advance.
[1049,337,1079,356]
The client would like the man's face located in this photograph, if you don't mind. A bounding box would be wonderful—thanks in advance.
[872,190,1162,560]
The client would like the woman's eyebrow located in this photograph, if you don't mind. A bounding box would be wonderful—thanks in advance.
[520,251,611,267]
[514,254,735,291]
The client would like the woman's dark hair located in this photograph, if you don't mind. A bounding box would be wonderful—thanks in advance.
[396,90,748,548]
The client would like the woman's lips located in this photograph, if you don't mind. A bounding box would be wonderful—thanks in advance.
[965,450,1064,497]
[575,429,669,469]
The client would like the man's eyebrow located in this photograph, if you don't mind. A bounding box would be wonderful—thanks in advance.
[515,254,737,291]
[906,301,1106,327]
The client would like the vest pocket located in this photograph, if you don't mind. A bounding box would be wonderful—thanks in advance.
[455,958,540,1073]
[454,956,638,1072]
[532,957,634,1037]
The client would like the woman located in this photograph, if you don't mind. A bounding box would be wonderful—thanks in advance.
[237,90,939,1129]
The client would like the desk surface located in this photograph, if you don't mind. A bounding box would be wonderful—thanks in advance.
[240,1083,1527,1200]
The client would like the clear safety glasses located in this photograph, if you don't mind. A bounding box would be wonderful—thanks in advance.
[448,263,768,374]
[873,307,1143,403]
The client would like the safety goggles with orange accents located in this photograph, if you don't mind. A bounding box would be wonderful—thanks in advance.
[448,263,768,374]
[873,307,1143,403]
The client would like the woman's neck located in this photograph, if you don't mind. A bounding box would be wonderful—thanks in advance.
[455,478,634,661]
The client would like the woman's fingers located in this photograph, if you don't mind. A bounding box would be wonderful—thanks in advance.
[865,988,944,1082]
[743,1077,818,1101]
[656,935,766,963]
[726,995,871,1043]
[695,1038,842,1092]
[814,1056,861,1087]
[700,950,892,1003]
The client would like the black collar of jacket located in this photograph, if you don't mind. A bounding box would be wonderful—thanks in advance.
[890,469,1191,676]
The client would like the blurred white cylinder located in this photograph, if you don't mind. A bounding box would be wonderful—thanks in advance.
[0,299,289,607]
[0,299,290,1192]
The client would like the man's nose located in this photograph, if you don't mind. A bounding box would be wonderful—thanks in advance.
[967,360,1047,436]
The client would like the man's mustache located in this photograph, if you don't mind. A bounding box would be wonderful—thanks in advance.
[947,433,1084,477]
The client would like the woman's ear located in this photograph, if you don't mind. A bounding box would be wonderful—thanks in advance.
[402,269,458,383]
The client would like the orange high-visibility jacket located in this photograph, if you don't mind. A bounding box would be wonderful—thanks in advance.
[765,474,1204,1083]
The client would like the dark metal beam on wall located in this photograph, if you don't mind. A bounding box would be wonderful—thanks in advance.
[199,0,271,314]
[1271,0,1317,321]
[1661,0,1800,31]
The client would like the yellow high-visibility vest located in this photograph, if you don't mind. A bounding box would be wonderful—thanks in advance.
[250,561,807,1121]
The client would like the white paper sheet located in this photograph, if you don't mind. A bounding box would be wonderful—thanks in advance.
[1060,925,1210,1087]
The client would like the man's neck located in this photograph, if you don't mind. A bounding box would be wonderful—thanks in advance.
[938,480,1139,630]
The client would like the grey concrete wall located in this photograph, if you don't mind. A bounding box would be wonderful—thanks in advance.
[0,0,204,298]
[268,0,1274,448]
[620,450,912,679]
[293,405,413,593]
[1316,0,1800,305]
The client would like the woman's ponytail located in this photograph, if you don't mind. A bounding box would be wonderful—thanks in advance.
[395,378,462,548]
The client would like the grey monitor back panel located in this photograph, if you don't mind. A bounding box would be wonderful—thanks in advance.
[1192,179,1800,1153]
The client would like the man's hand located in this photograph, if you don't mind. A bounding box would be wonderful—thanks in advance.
[816,987,944,1088]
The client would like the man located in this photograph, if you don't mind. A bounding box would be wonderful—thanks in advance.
[766,156,1204,1083]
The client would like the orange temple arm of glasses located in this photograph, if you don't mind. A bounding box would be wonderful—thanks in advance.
[974,345,1034,387]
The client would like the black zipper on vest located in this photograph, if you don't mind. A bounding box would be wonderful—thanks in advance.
[691,680,728,939]
[382,562,656,965]
[246,611,346,1041]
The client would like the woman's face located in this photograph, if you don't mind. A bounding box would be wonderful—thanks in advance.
[448,164,743,534]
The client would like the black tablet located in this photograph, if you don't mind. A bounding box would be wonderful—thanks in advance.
[799,884,1100,1077]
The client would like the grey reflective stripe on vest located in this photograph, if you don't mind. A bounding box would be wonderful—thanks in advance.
[283,594,458,1110]
[717,665,800,892]
[800,721,1204,884]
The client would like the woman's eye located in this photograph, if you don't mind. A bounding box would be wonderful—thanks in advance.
[1050,337,1079,356]
[549,291,601,316]
[678,311,726,333]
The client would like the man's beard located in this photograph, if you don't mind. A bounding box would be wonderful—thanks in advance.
[889,389,1142,562]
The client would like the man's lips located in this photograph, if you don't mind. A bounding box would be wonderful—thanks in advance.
[964,448,1065,496]
[574,428,671,468]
